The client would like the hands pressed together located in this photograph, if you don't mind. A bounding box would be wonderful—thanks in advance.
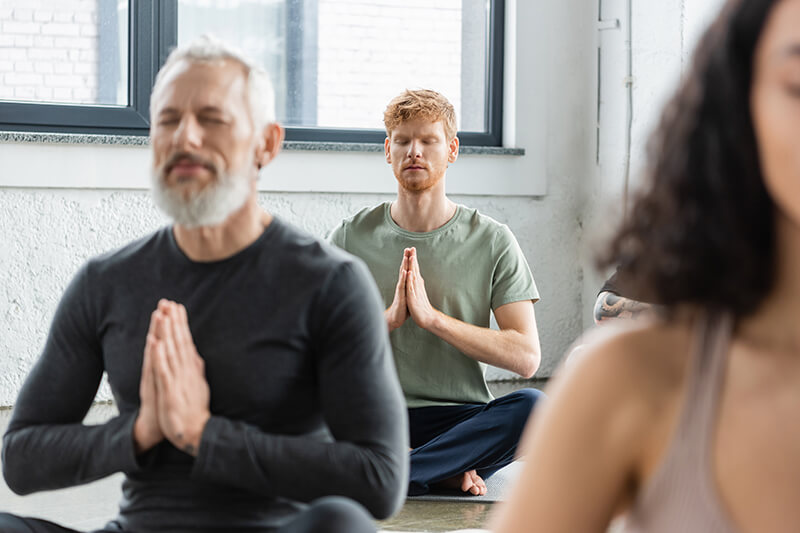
[134,299,210,457]
[385,247,439,332]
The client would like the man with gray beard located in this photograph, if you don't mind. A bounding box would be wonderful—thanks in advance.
[0,36,407,533]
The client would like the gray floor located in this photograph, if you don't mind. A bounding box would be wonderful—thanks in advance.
[0,380,545,532]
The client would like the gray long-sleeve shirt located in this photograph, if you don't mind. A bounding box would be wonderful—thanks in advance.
[2,218,408,532]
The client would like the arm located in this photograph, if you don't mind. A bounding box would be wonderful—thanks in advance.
[594,290,651,324]
[405,247,540,378]
[2,264,140,495]
[188,261,408,518]
[489,333,654,532]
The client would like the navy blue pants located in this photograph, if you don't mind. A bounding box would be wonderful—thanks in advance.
[407,388,543,496]
[0,496,375,533]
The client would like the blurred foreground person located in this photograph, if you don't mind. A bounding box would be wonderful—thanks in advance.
[492,0,800,531]
[0,36,407,533]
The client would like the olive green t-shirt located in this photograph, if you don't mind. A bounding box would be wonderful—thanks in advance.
[329,202,539,408]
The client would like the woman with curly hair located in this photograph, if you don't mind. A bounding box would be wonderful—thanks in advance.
[491,0,800,531]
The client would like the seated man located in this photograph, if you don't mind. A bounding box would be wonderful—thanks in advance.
[329,89,543,497]
[0,36,407,533]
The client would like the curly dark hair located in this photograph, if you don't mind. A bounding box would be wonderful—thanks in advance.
[601,0,779,317]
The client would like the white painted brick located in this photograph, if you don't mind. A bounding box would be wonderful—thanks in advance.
[53,87,72,100]
[34,35,53,47]
[0,85,14,99]
[0,34,14,47]
[5,72,43,85]
[53,12,74,23]
[72,87,94,101]
[34,62,53,74]
[79,49,96,61]
[14,86,36,99]
[14,35,34,47]
[3,21,40,34]
[54,62,72,74]
[74,62,95,75]
[74,12,93,24]
[0,60,12,71]
[35,86,53,99]
[41,22,80,36]
[68,49,79,60]
[0,48,28,60]
[34,10,54,23]
[44,73,83,87]
[14,61,33,72]
[12,8,34,22]
[28,47,67,60]
[80,23,97,37]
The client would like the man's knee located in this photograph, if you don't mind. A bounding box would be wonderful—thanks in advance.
[290,496,375,533]
[497,388,545,433]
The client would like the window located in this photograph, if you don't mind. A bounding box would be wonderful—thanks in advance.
[0,0,505,145]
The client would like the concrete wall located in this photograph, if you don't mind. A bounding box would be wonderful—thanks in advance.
[0,0,596,406]
[582,0,727,328]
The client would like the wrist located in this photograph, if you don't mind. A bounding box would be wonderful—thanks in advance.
[133,413,162,454]
[421,308,442,332]
[179,412,211,457]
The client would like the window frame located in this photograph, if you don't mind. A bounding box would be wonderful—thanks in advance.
[0,0,505,146]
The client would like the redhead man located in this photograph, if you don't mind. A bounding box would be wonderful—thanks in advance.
[330,89,543,497]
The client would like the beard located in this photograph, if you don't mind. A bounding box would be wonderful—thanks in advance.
[151,152,252,229]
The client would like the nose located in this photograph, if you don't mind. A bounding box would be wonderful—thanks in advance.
[408,139,422,159]
[173,114,202,151]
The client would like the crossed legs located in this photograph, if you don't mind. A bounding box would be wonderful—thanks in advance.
[407,388,543,496]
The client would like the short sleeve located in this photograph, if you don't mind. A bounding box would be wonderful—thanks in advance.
[327,221,346,249]
[490,225,539,309]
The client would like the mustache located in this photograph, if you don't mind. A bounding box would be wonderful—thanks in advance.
[160,152,217,175]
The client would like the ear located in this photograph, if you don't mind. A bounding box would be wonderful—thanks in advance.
[254,122,284,170]
[384,136,392,165]
[448,135,459,164]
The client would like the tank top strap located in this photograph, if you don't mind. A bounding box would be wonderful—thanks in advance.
[623,310,738,533]
[682,311,734,447]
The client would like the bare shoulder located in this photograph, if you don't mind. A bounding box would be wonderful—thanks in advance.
[551,318,695,447]
[567,319,692,391]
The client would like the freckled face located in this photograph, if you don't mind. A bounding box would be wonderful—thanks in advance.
[385,119,459,193]
[751,0,800,227]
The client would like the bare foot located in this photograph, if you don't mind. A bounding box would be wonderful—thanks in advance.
[436,470,487,496]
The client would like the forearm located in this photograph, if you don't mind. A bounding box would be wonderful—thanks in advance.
[425,311,540,377]
[2,412,140,495]
[594,291,651,323]
[192,414,407,518]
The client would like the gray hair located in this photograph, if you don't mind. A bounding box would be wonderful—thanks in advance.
[150,34,276,131]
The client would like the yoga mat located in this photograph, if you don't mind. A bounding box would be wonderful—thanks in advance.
[406,461,522,503]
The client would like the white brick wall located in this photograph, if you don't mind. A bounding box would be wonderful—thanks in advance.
[316,0,463,130]
[0,0,102,104]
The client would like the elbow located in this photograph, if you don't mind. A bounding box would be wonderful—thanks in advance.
[361,448,408,519]
[516,347,541,379]
[366,488,404,520]
[2,438,35,495]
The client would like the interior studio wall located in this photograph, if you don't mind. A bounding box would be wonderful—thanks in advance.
[583,0,728,327]
[0,0,596,406]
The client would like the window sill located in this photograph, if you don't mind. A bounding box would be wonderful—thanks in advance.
[0,131,525,156]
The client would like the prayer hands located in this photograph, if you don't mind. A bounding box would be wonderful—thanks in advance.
[404,248,438,330]
[134,300,210,456]
[385,247,438,331]
[385,251,410,331]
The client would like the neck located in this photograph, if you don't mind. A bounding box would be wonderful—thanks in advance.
[172,192,271,262]
[391,181,456,233]
[738,214,800,349]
